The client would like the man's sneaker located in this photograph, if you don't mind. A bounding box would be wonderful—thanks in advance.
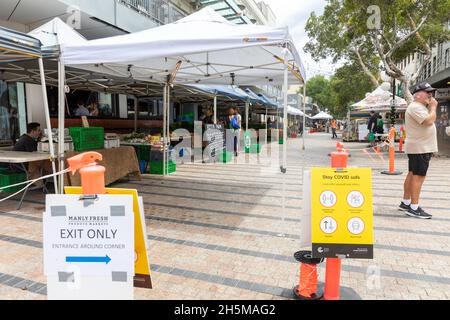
[406,207,432,219]
[399,202,410,211]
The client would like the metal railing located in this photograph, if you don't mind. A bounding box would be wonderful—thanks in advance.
[118,0,186,25]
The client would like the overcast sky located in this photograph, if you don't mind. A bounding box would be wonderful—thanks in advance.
[263,0,338,79]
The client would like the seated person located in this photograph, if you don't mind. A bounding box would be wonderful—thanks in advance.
[13,122,46,188]
[88,102,99,117]
[74,99,90,117]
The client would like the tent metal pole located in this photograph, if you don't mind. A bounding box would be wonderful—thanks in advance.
[57,60,66,194]
[167,84,171,175]
[302,83,306,151]
[265,107,268,146]
[38,58,58,192]
[213,95,217,124]
[134,96,138,132]
[283,53,288,171]
[163,85,167,176]
[245,101,249,131]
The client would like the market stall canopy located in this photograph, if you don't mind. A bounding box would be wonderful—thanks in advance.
[186,84,251,102]
[0,26,41,64]
[287,106,310,117]
[258,92,278,108]
[351,83,407,112]
[311,111,333,120]
[244,88,278,107]
[28,17,87,54]
[244,88,267,106]
[58,7,306,86]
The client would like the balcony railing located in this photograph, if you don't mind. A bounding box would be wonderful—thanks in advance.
[118,0,186,25]
[419,46,450,82]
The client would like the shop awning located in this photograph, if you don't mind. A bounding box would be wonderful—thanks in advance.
[0,26,41,64]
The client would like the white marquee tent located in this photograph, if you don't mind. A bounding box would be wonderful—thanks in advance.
[311,111,333,120]
[352,83,408,112]
[30,8,306,189]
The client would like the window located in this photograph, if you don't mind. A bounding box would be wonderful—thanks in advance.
[445,49,449,68]
[0,81,22,144]
[433,56,437,74]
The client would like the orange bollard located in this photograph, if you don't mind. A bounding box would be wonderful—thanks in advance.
[323,143,349,300]
[381,127,402,176]
[67,152,106,195]
[324,258,342,300]
[330,142,349,168]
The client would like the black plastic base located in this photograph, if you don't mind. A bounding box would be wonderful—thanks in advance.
[293,285,323,300]
[292,283,362,300]
[381,171,403,175]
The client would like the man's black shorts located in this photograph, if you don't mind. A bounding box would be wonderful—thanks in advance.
[408,153,433,176]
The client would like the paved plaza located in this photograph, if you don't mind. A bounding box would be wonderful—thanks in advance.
[1,132,450,300]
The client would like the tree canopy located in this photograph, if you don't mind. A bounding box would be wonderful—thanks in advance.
[305,0,450,102]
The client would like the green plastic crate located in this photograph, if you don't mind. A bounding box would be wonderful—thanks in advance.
[218,151,233,163]
[150,161,176,175]
[134,145,151,162]
[69,127,105,151]
[0,171,27,193]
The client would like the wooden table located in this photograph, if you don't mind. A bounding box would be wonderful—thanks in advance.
[64,146,141,187]
[0,151,52,209]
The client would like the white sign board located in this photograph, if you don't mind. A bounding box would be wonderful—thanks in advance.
[44,194,134,300]
[44,195,134,277]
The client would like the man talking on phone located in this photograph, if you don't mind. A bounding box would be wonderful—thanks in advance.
[399,83,438,219]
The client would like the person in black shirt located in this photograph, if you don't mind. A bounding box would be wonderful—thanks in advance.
[13,122,41,152]
[367,111,378,146]
[12,122,44,187]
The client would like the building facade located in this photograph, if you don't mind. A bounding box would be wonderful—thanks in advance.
[395,27,450,155]
[0,0,278,145]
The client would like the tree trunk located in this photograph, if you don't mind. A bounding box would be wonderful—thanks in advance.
[353,48,380,87]
[402,80,414,105]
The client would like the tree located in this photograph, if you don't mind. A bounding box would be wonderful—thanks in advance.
[330,62,377,117]
[305,0,450,103]
[305,75,338,115]
[305,65,377,119]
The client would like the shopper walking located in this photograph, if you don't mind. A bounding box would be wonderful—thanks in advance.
[331,119,338,139]
[367,111,378,147]
[399,83,438,219]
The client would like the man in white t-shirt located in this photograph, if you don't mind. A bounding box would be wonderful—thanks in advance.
[399,83,438,219]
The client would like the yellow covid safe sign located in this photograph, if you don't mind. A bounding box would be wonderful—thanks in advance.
[311,168,374,259]
[65,187,152,288]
